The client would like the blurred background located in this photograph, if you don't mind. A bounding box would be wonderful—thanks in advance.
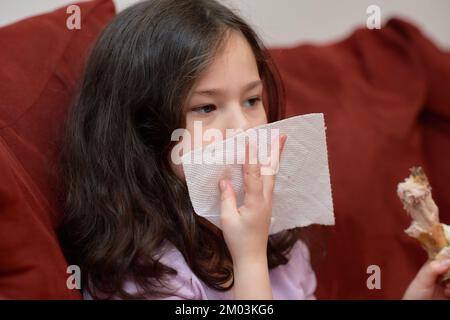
[1,0,450,48]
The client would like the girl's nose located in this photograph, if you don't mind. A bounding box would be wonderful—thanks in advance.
[227,105,251,132]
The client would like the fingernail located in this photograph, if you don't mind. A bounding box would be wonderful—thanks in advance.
[278,135,287,153]
[219,179,227,192]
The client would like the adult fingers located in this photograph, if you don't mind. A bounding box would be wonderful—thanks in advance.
[414,259,450,288]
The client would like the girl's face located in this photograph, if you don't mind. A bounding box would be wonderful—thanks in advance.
[171,30,268,180]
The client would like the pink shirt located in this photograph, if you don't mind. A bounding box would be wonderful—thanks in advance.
[84,240,316,300]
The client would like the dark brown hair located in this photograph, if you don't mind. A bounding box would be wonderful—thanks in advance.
[59,0,306,299]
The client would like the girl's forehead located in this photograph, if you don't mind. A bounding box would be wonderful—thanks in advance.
[190,31,259,93]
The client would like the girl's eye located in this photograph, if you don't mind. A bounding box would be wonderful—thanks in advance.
[243,97,262,108]
[192,105,216,114]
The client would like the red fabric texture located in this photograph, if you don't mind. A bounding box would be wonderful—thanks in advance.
[270,18,450,299]
[0,0,115,299]
[0,0,449,299]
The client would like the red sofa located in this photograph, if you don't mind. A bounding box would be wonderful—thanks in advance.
[1,0,449,299]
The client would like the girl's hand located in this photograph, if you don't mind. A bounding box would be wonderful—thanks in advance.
[403,259,450,300]
[218,134,287,265]
[218,134,287,300]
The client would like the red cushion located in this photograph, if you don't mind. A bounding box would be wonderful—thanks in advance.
[270,18,450,299]
[0,0,115,299]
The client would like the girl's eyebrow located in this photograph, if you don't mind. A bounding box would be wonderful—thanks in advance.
[193,79,262,97]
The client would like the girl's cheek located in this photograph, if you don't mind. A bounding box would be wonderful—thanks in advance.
[258,103,268,125]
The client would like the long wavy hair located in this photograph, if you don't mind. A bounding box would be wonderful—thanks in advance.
[58,0,307,299]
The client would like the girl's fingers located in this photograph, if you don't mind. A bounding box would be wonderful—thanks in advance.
[262,134,287,199]
[243,139,263,207]
[219,179,238,218]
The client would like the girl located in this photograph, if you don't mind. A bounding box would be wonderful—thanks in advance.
[59,0,450,300]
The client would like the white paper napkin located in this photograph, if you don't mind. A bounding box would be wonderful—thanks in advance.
[181,113,335,234]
